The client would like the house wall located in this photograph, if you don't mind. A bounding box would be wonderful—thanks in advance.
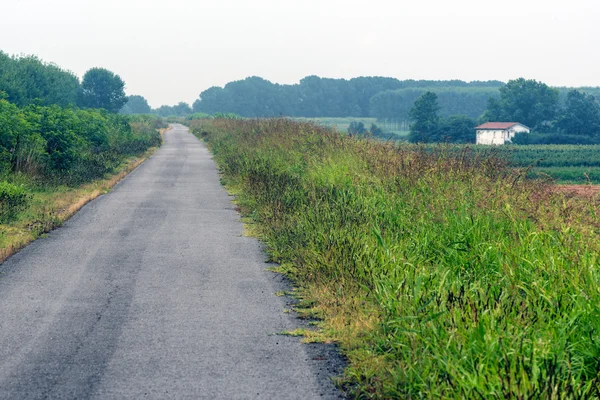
[477,124,531,145]
[476,129,508,145]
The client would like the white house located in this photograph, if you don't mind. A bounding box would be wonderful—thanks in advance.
[475,122,530,145]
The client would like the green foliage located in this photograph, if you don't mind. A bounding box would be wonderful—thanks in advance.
[370,86,501,123]
[185,112,212,120]
[369,123,383,137]
[0,51,80,107]
[212,112,243,120]
[192,119,600,398]
[528,166,600,183]
[502,144,600,168]
[123,113,167,129]
[555,90,600,136]
[192,76,504,118]
[78,68,127,113]
[408,91,440,142]
[120,95,152,114]
[153,102,192,117]
[0,181,31,222]
[484,78,559,129]
[347,121,366,135]
[437,115,476,143]
[0,100,160,185]
[417,143,600,183]
[512,132,600,145]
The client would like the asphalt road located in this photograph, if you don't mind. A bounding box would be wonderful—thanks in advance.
[0,124,344,399]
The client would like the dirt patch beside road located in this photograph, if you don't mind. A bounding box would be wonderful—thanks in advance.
[555,184,600,197]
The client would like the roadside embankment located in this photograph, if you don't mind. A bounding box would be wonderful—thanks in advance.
[189,118,600,399]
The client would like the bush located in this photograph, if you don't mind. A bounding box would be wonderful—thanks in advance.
[185,112,212,120]
[0,101,163,185]
[0,181,31,222]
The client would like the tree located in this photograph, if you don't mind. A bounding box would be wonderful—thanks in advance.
[483,78,559,129]
[408,92,440,142]
[348,121,366,135]
[172,102,192,116]
[0,51,80,107]
[120,95,151,114]
[78,68,127,113]
[153,102,192,117]
[437,115,476,143]
[555,90,600,136]
[369,123,383,136]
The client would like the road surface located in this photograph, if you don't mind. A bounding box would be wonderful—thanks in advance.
[0,124,343,399]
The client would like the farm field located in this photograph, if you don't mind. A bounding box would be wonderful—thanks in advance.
[190,118,600,398]
[503,145,600,183]
[292,117,410,138]
[290,120,600,183]
[429,144,600,184]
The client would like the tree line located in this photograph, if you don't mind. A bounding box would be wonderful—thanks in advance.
[408,78,600,143]
[0,52,162,220]
[128,75,600,145]
[0,51,129,113]
[188,76,504,118]
[121,76,505,119]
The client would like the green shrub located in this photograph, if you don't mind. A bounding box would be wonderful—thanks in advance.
[0,100,162,185]
[0,181,31,222]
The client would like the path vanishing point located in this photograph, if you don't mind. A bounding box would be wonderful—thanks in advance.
[0,125,343,399]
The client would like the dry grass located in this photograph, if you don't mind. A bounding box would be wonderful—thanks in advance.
[556,184,600,197]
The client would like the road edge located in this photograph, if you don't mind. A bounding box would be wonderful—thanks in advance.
[0,127,170,265]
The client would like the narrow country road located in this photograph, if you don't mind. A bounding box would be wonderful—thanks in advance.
[0,125,343,399]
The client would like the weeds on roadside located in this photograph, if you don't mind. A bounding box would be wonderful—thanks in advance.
[191,118,600,399]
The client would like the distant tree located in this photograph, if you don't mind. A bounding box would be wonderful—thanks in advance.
[154,105,175,117]
[0,51,80,107]
[437,115,476,143]
[348,121,366,135]
[120,95,151,114]
[369,123,383,136]
[78,68,127,113]
[555,90,600,136]
[172,102,192,116]
[153,102,192,117]
[192,98,202,113]
[408,92,440,142]
[483,78,559,129]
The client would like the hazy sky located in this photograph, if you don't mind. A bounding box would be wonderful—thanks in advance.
[1,0,598,108]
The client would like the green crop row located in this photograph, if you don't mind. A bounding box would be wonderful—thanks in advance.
[190,118,600,399]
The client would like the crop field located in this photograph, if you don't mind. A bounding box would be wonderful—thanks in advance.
[190,118,600,398]
[446,145,600,184]
[290,121,600,183]
[292,117,409,138]
[415,144,600,184]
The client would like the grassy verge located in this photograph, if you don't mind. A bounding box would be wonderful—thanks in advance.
[0,127,168,264]
[190,118,600,398]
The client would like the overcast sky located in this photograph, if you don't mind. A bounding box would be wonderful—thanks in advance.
[1,0,598,108]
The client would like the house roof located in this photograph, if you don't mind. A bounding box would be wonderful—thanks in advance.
[475,122,528,130]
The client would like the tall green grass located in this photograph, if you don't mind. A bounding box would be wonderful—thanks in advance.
[190,119,600,398]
